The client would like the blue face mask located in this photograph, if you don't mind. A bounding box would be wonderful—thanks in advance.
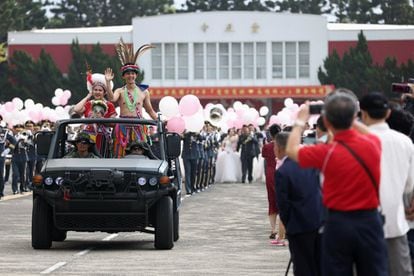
[318,134,328,143]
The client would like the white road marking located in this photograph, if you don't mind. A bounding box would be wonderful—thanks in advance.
[102,233,118,241]
[40,261,67,274]
[74,248,92,256]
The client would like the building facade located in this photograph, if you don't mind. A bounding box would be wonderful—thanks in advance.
[7,11,414,108]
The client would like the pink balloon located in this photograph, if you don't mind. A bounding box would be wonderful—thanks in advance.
[166,116,186,134]
[63,90,72,99]
[227,120,235,129]
[178,95,200,116]
[4,102,15,112]
[29,110,42,123]
[59,96,68,106]
[234,119,244,129]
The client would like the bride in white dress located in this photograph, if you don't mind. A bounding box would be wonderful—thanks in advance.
[215,128,242,183]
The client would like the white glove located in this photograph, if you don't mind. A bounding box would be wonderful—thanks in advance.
[1,148,10,157]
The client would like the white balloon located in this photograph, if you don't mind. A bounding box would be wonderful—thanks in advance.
[284,98,294,108]
[12,97,24,111]
[35,103,43,110]
[259,106,269,116]
[233,101,243,110]
[184,109,204,132]
[24,99,35,109]
[52,96,60,106]
[55,88,64,97]
[159,96,179,118]
[257,117,266,126]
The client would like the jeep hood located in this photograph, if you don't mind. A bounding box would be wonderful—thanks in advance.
[43,159,168,174]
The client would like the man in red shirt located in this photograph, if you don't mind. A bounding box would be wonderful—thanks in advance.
[286,89,388,275]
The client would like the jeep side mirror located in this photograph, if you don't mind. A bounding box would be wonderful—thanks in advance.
[166,133,181,158]
[35,131,54,157]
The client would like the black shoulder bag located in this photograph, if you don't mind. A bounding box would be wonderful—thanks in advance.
[337,141,385,224]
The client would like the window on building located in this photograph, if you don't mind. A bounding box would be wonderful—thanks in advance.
[207,43,217,79]
[244,42,254,79]
[194,43,204,79]
[299,42,310,78]
[231,43,241,79]
[178,43,188,80]
[151,43,162,79]
[219,43,229,79]
[164,43,175,80]
[285,42,297,79]
[272,42,283,79]
[256,42,266,79]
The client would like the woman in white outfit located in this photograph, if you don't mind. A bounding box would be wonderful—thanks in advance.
[215,128,242,183]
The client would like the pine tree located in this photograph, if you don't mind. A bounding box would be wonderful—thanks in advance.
[318,31,382,98]
[379,0,414,24]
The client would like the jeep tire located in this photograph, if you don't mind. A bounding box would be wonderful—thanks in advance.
[173,210,179,242]
[52,228,67,242]
[154,196,174,249]
[32,196,53,249]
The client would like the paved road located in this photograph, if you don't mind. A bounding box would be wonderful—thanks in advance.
[0,182,291,275]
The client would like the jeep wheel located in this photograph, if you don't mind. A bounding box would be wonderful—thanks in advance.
[154,196,174,249]
[52,228,67,242]
[32,196,53,249]
[173,210,179,242]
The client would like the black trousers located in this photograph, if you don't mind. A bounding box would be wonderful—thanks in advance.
[322,210,388,276]
[241,156,254,183]
[288,230,321,276]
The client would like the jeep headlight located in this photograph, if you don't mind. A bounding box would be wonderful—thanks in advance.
[149,177,158,186]
[55,177,64,186]
[44,177,53,186]
[137,177,146,186]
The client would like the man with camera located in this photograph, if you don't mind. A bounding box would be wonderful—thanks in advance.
[360,92,414,276]
[286,89,388,275]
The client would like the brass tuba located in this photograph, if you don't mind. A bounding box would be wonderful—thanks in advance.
[207,104,226,126]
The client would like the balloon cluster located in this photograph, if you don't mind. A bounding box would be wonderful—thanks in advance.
[0,89,72,127]
[161,95,324,134]
[51,88,72,106]
[160,95,271,134]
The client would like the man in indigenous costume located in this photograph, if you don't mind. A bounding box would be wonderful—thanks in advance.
[105,39,158,157]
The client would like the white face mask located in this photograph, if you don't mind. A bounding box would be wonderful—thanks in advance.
[318,134,328,143]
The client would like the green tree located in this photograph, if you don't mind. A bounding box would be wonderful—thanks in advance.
[6,49,64,105]
[318,31,382,98]
[183,0,274,12]
[277,0,328,14]
[0,0,48,42]
[379,0,414,24]
[48,0,175,28]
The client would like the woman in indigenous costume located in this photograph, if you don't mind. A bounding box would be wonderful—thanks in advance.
[73,69,117,157]
[73,69,117,119]
[105,39,158,158]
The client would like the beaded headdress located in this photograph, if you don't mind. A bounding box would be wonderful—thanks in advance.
[115,38,155,76]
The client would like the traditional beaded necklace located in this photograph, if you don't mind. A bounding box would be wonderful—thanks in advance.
[123,86,138,112]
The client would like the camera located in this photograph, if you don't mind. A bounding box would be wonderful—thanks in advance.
[392,78,414,93]
[309,103,324,114]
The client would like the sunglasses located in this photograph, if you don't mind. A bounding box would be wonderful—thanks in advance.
[131,147,142,151]
[77,140,90,145]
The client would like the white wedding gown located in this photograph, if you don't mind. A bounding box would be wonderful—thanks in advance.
[215,136,242,183]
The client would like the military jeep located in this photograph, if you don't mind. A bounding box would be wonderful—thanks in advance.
[32,118,182,250]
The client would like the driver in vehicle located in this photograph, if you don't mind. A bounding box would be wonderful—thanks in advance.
[64,132,100,158]
[124,141,150,159]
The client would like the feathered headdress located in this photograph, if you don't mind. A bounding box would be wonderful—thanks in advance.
[115,38,155,75]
